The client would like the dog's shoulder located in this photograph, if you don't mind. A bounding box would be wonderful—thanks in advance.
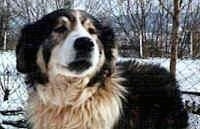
[117,59,175,89]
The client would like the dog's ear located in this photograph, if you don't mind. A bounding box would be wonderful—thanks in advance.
[98,21,118,69]
[16,19,53,73]
[97,19,118,73]
[16,24,40,73]
[16,9,69,73]
[101,24,118,60]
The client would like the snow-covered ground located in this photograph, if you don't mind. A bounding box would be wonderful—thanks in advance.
[0,51,200,128]
[0,51,28,105]
[0,51,28,129]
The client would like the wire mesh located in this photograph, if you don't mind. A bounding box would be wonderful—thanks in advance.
[0,50,200,128]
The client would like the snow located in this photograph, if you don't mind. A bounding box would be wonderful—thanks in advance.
[0,51,28,106]
[0,51,200,128]
[0,51,28,129]
[188,113,200,129]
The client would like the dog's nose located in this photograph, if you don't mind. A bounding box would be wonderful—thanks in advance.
[74,37,94,51]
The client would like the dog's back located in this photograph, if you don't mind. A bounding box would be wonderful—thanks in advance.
[115,60,188,129]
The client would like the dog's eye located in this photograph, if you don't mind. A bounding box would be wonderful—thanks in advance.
[53,26,68,33]
[88,28,96,34]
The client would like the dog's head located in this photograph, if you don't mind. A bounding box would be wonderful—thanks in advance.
[16,9,118,84]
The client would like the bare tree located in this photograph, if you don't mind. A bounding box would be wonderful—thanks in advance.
[108,0,153,57]
[73,0,106,16]
[189,2,200,57]
[3,0,71,26]
[158,0,193,77]
[177,0,192,58]
[0,0,10,49]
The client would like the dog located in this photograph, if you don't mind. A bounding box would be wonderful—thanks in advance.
[16,9,188,129]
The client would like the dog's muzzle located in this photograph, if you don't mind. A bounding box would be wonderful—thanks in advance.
[68,37,95,72]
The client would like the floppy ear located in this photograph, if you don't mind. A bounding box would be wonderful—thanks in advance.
[16,24,39,73]
[101,24,118,60]
[16,9,70,73]
[16,20,52,73]
[98,21,118,72]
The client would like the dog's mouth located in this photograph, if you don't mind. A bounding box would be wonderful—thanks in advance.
[66,51,93,73]
[68,59,92,73]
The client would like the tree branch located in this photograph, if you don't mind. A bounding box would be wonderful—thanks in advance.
[181,91,200,96]
[0,109,24,116]
[158,0,173,16]
[181,0,192,10]
[2,119,28,128]
[0,124,5,129]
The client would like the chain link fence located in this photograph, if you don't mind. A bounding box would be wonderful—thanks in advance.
[0,49,200,128]
[0,0,199,128]
[0,51,28,129]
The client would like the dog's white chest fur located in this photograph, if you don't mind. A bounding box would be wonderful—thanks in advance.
[27,74,126,129]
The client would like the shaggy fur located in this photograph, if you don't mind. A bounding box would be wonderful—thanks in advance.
[16,9,188,129]
[28,73,125,129]
[116,60,188,129]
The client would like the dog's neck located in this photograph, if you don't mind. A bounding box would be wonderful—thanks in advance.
[27,72,126,129]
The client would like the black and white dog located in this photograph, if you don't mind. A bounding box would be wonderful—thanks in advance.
[16,9,188,129]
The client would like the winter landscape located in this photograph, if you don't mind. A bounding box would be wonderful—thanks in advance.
[0,0,200,128]
[0,51,200,129]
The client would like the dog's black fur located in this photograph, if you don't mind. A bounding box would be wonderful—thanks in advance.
[16,9,188,129]
[116,60,188,129]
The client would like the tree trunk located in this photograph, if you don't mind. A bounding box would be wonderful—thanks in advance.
[190,32,193,57]
[139,31,143,58]
[3,31,7,50]
[170,0,180,77]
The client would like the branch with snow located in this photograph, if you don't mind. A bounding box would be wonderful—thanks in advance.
[2,119,28,128]
[0,109,24,116]
[0,124,5,129]
[182,91,200,96]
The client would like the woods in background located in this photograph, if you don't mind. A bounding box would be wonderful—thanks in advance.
[0,0,199,59]
[0,0,200,128]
